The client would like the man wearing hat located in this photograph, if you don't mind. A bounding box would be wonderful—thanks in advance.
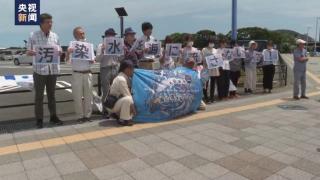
[293,39,309,100]
[96,28,121,117]
[244,40,259,93]
[123,27,139,67]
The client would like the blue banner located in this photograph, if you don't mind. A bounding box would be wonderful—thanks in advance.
[15,0,40,25]
[132,67,203,122]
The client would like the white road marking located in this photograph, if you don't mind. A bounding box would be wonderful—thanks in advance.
[56,81,72,93]
[57,81,71,87]
[0,85,20,92]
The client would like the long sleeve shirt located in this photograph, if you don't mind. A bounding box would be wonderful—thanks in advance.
[109,72,132,98]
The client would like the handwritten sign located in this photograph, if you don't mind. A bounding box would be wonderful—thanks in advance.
[104,37,124,56]
[205,53,223,69]
[232,47,246,59]
[69,41,94,61]
[34,45,60,64]
[253,51,263,63]
[263,49,279,62]
[165,43,181,58]
[222,48,233,61]
[186,50,202,64]
[145,41,161,56]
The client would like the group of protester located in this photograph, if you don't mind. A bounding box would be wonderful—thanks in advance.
[26,13,309,129]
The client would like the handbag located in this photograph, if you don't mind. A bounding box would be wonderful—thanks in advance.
[104,95,119,109]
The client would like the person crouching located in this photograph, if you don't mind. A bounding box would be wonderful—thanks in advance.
[106,61,136,126]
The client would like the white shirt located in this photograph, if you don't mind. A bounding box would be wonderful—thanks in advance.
[262,49,278,66]
[27,30,61,75]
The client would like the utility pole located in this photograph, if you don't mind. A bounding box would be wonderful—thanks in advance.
[306,26,311,51]
[314,17,320,52]
[231,0,237,41]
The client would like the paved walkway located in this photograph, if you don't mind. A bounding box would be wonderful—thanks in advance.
[0,54,320,180]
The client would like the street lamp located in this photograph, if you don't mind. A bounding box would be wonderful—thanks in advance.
[115,7,128,38]
[314,17,320,53]
[23,40,27,49]
[306,26,311,51]
[231,0,237,41]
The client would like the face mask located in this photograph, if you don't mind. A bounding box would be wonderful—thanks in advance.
[187,41,194,47]
[208,43,215,48]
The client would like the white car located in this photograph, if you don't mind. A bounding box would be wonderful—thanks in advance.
[13,54,33,65]
[0,51,14,61]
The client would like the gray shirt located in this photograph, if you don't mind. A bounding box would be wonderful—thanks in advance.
[293,48,307,72]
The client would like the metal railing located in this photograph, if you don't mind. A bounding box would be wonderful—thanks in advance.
[0,59,288,110]
[0,72,101,109]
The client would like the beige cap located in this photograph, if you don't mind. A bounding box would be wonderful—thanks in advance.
[296,39,306,45]
[249,40,257,47]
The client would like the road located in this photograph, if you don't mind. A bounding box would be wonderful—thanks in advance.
[0,61,101,122]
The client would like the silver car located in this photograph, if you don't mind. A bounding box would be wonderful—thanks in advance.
[13,53,33,65]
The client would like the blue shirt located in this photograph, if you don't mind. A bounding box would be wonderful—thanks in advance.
[293,48,307,72]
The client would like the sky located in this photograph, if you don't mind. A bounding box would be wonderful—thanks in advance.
[0,0,319,48]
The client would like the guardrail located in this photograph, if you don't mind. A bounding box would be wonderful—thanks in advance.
[0,59,288,110]
[0,72,101,109]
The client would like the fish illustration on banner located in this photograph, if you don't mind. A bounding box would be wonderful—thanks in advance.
[132,67,202,122]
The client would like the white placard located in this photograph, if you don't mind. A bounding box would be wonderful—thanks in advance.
[253,51,263,63]
[145,41,161,56]
[69,41,94,61]
[263,49,279,62]
[222,48,233,61]
[186,50,202,64]
[165,43,182,58]
[232,47,246,59]
[34,45,60,64]
[104,37,124,56]
[205,53,223,69]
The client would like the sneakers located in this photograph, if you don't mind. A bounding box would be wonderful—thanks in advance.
[300,96,309,99]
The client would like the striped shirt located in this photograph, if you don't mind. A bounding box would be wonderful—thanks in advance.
[27,30,61,75]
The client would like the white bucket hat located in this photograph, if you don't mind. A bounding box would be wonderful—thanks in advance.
[296,39,306,45]
[249,40,257,47]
